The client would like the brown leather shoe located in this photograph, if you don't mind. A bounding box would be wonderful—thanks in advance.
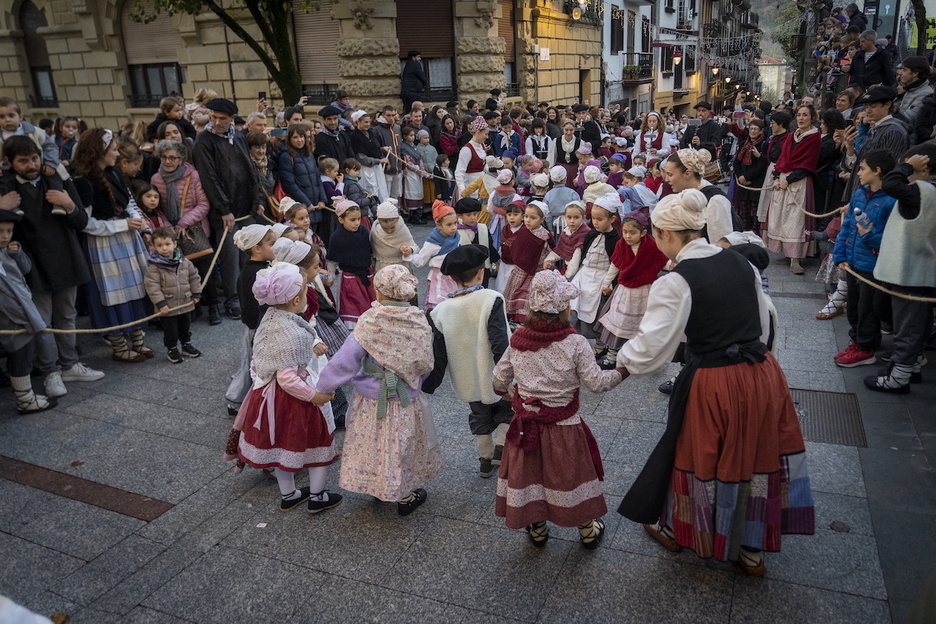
[735,551,767,577]
[643,523,683,552]
[815,307,846,320]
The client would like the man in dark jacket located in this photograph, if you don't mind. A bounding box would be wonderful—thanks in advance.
[849,30,895,89]
[193,98,258,318]
[0,136,104,397]
[401,51,427,114]
[314,105,354,165]
[845,3,867,30]
[680,101,723,161]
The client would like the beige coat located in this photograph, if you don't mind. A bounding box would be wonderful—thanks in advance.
[144,256,201,316]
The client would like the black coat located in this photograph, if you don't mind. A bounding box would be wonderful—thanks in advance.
[732,136,768,203]
[848,47,895,89]
[314,128,354,165]
[193,130,258,222]
[401,60,427,96]
[914,93,936,145]
[680,118,723,160]
[0,172,89,293]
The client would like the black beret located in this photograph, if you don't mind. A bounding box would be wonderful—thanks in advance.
[729,243,770,272]
[572,104,589,113]
[694,101,713,110]
[455,197,482,214]
[490,88,502,96]
[408,50,421,57]
[234,116,246,125]
[483,111,500,121]
[318,105,343,118]
[205,98,238,115]
[0,209,23,223]
[441,244,488,276]
[856,85,897,104]
[446,101,459,108]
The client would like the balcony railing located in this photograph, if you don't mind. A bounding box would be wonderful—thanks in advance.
[620,53,654,82]
[740,11,759,29]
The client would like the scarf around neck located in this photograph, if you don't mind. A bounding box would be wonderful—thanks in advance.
[371,218,416,263]
[252,307,321,388]
[510,320,576,352]
[554,223,590,262]
[610,234,668,288]
[354,302,434,390]
[426,227,460,256]
[159,163,187,225]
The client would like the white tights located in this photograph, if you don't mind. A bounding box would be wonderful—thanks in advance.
[273,466,329,497]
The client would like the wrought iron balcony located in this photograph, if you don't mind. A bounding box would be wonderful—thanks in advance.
[620,53,654,83]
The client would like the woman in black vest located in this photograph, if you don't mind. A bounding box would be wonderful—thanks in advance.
[614,188,815,576]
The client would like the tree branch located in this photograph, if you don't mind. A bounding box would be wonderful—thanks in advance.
[201,0,282,80]
[243,0,276,48]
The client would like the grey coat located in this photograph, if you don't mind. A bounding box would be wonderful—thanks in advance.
[0,249,46,351]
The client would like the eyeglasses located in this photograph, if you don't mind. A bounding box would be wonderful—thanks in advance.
[159,155,182,162]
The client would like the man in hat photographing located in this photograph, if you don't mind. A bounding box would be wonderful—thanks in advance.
[193,97,258,320]
[842,85,909,199]
[401,51,427,114]
[679,101,723,161]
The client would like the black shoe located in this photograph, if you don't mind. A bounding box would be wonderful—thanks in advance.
[208,305,222,326]
[225,300,241,320]
[308,491,343,514]
[181,343,202,358]
[397,488,427,516]
[227,404,239,417]
[333,415,346,429]
[167,348,183,364]
[492,444,503,465]
[658,379,674,394]
[597,355,617,371]
[280,486,311,512]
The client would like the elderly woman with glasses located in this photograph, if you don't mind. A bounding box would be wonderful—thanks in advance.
[150,139,222,324]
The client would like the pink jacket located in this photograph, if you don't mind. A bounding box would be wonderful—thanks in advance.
[150,163,211,236]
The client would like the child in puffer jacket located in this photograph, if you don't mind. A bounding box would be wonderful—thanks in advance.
[831,149,897,369]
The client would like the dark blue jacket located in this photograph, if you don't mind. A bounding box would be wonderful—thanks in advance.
[833,186,896,273]
[277,150,326,222]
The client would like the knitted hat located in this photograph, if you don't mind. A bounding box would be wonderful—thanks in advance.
[576,143,592,155]
[653,189,708,231]
[332,196,359,218]
[416,129,430,140]
[373,264,418,301]
[454,197,482,214]
[431,199,455,222]
[531,173,549,188]
[376,198,400,219]
[441,244,488,276]
[496,169,514,184]
[468,116,489,133]
[549,165,568,183]
[253,262,304,305]
[233,224,271,251]
[528,270,580,314]
[584,165,602,184]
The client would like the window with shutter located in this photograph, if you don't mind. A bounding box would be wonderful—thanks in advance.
[500,0,517,96]
[120,4,185,107]
[397,1,456,101]
[19,0,57,107]
[293,2,340,103]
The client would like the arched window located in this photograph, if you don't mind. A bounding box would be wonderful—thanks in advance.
[20,0,57,107]
[120,3,185,107]
[293,2,340,104]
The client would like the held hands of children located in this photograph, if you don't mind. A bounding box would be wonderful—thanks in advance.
[313,342,328,356]
[310,391,334,406]
[399,245,413,256]
[601,285,612,296]
[6,241,20,254]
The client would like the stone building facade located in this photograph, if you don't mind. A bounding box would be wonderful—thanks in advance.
[0,0,602,128]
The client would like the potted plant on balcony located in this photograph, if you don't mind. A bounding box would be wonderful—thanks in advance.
[623,65,639,79]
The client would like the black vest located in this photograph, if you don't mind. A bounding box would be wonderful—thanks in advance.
[671,249,761,357]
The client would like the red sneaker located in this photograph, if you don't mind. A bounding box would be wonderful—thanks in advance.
[834,343,857,364]
[836,346,877,368]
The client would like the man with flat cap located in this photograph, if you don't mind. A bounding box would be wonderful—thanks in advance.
[314,104,354,165]
[423,244,513,478]
[193,97,258,319]
[679,101,723,161]
[401,50,427,114]
[573,104,602,154]
[841,85,909,199]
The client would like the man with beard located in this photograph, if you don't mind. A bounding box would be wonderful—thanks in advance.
[0,136,104,397]
[314,105,354,165]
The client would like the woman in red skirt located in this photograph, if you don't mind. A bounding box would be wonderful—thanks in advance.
[493,270,626,548]
[237,262,342,513]
[615,189,814,576]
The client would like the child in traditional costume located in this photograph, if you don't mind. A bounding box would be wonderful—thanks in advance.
[493,200,526,293]
[425,245,513,478]
[544,166,580,235]
[503,200,554,324]
[543,201,589,275]
[486,168,520,249]
[235,262,342,513]
[582,165,615,207]
[402,200,460,310]
[327,197,375,329]
[370,198,418,273]
[596,211,668,369]
[493,270,626,548]
[455,197,498,286]
[317,265,442,515]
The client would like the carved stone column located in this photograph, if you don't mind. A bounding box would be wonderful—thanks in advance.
[332,1,402,112]
[454,0,506,107]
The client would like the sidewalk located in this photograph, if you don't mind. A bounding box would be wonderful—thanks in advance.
[0,236,930,623]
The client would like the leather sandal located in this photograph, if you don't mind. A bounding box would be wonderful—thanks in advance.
[579,519,605,550]
[643,523,683,552]
[397,488,427,516]
[815,307,846,320]
[735,550,767,577]
[526,521,549,547]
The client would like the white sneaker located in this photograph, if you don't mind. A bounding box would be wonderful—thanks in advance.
[43,371,67,398]
[60,362,105,383]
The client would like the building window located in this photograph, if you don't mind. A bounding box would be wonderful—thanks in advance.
[398,0,457,102]
[128,63,184,108]
[626,11,636,54]
[19,0,57,108]
[610,9,624,54]
[293,1,340,103]
[642,18,651,54]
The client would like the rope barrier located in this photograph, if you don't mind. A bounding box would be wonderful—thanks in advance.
[0,212,256,336]
[840,264,936,303]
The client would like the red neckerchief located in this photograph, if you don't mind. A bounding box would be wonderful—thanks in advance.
[510,320,576,352]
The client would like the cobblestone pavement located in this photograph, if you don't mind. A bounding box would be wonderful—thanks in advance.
[1,224,933,623]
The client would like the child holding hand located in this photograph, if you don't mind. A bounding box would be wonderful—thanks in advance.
[503,200,554,324]
[371,198,418,273]
[543,201,590,274]
[493,200,526,294]
[403,200,461,310]
[144,227,202,363]
[327,197,375,329]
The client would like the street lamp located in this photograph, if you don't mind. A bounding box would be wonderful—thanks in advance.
[711,63,719,76]
[673,48,682,65]
[571,2,586,20]
[725,75,732,84]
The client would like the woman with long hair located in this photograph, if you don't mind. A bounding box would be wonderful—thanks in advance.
[71,128,154,363]
[763,105,821,274]
[277,123,330,242]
